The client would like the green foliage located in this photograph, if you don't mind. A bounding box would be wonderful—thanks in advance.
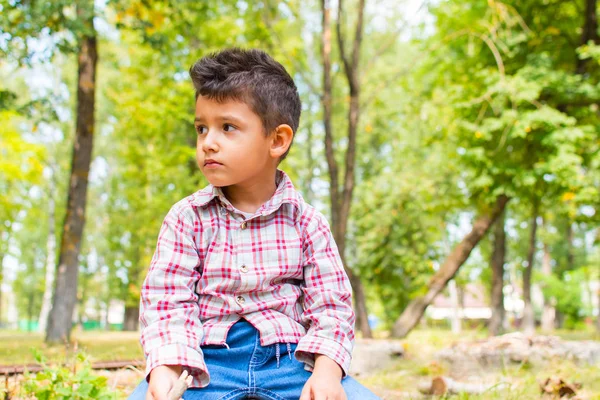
[536,269,587,328]
[1,0,599,338]
[21,350,119,400]
[0,0,96,64]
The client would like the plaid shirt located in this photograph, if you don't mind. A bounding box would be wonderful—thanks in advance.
[139,170,355,388]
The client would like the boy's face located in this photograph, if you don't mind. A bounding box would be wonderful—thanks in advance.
[194,95,282,188]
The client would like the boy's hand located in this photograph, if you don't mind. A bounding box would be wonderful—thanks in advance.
[299,355,346,400]
[146,365,183,400]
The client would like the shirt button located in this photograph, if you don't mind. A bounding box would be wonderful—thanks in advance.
[240,264,248,273]
[240,221,247,230]
[236,295,245,305]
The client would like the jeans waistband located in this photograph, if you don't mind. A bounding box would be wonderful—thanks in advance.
[226,319,293,369]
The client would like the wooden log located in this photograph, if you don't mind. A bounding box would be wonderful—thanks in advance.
[0,359,145,376]
[418,376,506,396]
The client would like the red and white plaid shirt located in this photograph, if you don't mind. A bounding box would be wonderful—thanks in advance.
[139,170,355,388]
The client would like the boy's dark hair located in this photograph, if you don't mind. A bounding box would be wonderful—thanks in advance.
[189,48,301,161]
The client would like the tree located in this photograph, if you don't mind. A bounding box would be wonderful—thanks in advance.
[521,202,538,334]
[45,2,98,343]
[489,208,506,336]
[319,0,374,337]
[11,186,51,331]
[102,1,280,329]
[0,108,45,325]
[393,196,509,337]
[392,0,598,337]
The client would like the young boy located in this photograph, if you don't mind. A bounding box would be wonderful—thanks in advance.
[129,48,380,400]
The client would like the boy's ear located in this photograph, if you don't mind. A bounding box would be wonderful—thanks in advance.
[269,124,294,159]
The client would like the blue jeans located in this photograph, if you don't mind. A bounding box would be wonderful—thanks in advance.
[129,320,380,400]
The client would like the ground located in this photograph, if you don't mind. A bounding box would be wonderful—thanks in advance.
[1,328,600,399]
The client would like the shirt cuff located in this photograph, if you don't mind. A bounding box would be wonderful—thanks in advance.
[145,343,210,387]
[294,336,352,377]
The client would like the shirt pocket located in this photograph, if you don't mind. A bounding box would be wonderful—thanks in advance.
[260,235,304,287]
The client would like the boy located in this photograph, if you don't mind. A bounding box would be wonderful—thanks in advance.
[129,48,380,400]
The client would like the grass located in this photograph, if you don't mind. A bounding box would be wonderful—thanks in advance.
[359,328,600,399]
[361,358,600,399]
[0,328,143,365]
[2,327,600,399]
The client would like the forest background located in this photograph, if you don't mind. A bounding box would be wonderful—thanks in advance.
[1,0,600,363]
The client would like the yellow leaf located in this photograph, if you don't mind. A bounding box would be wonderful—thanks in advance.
[365,124,373,133]
[525,126,532,133]
[561,192,575,202]
[149,11,165,29]
[475,131,483,138]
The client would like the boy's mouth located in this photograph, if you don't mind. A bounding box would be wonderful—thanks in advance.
[204,159,223,167]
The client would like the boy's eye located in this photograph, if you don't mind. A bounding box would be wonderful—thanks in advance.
[223,123,236,132]
[195,125,207,135]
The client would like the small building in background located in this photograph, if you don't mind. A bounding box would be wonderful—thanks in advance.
[427,282,492,323]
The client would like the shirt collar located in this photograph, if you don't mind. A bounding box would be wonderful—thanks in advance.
[191,169,302,216]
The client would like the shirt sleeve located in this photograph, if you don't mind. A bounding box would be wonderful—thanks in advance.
[139,204,210,387]
[295,211,356,376]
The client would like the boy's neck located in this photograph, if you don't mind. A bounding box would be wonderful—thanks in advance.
[221,170,278,214]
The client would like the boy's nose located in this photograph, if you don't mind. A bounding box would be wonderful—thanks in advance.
[201,130,219,152]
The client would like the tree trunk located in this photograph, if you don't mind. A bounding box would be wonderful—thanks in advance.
[320,0,371,337]
[541,240,555,332]
[392,195,509,338]
[45,11,97,344]
[0,251,5,326]
[597,229,600,333]
[488,208,506,336]
[449,280,461,334]
[577,0,599,73]
[508,262,520,330]
[77,258,90,331]
[566,221,575,272]
[27,292,35,332]
[522,204,538,335]
[555,311,564,329]
[0,225,13,327]
[38,193,56,333]
[103,300,111,331]
[597,279,600,333]
[304,123,316,204]
[553,220,575,330]
[123,306,139,331]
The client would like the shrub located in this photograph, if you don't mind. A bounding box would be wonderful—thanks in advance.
[20,349,119,400]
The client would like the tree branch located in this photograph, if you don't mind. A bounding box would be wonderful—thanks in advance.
[363,0,430,73]
[262,1,322,98]
[321,0,340,216]
[336,0,352,81]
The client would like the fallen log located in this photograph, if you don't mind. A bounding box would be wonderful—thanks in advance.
[418,376,508,396]
[436,332,600,374]
[0,359,145,376]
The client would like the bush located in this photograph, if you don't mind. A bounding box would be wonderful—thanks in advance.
[20,349,119,400]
